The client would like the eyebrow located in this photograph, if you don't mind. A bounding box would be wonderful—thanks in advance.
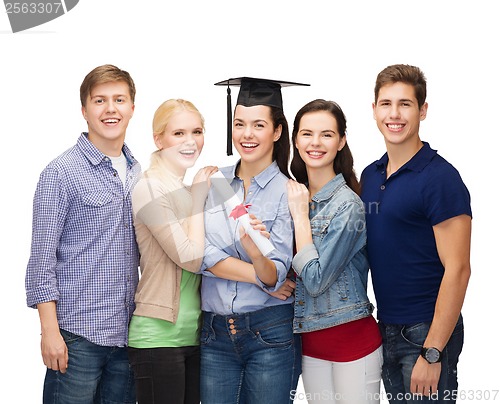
[299,128,336,134]
[378,98,415,104]
[90,93,129,99]
[234,118,268,124]
[172,127,204,132]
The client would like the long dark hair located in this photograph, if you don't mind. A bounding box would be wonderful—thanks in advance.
[290,99,360,194]
[270,106,291,178]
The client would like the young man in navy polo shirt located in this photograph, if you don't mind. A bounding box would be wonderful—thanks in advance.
[360,64,472,403]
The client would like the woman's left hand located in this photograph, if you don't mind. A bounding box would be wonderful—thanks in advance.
[239,214,269,260]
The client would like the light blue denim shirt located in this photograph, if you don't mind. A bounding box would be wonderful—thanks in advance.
[293,174,374,333]
[201,161,294,315]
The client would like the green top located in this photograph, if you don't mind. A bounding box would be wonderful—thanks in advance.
[128,270,201,348]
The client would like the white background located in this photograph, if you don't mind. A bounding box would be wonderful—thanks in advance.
[1,1,498,403]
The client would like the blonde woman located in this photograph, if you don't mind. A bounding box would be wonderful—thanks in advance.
[128,99,217,404]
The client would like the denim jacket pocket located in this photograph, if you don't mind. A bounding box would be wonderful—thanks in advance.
[310,216,330,241]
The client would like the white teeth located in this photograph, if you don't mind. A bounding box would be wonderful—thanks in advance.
[180,150,195,155]
[308,151,324,156]
[242,143,257,148]
[388,124,403,129]
[103,119,119,124]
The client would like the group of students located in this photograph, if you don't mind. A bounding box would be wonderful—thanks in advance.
[25,63,472,404]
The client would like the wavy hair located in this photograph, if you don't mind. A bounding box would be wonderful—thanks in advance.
[290,99,360,195]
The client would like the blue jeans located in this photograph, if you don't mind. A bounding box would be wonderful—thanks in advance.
[200,304,301,404]
[128,345,200,404]
[379,314,464,404]
[43,329,136,404]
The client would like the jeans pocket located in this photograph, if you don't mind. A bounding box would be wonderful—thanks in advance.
[400,322,430,347]
[254,321,293,348]
[60,329,85,346]
[200,321,215,346]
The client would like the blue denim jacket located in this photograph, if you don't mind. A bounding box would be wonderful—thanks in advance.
[293,174,374,333]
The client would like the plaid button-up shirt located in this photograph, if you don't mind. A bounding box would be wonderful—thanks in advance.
[25,133,141,347]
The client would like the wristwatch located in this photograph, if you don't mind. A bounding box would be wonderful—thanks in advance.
[421,347,442,364]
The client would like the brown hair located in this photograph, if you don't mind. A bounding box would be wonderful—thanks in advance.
[80,64,136,107]
[374,64,427,108]
[269,106,291,178]
[291,99,360,195]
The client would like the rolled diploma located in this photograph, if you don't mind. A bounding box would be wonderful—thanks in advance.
[210,172,275,256]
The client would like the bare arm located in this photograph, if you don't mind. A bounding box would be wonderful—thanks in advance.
[287,179,312,251]
[37,301,68,373]
[238,216,278,286]
[208,215,277,287]
[410,214,471,396]
[208,257,259,284]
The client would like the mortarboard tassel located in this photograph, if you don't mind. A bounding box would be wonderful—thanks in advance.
[226,86,232,156]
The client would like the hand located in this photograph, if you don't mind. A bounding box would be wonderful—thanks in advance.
[191,166,218,200]
[287,179,309,221]
[239,214,269,260]
[410,356,441,397]
[267,278,296,301]
[41,329,68,373]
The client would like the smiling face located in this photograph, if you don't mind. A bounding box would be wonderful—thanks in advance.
[295,110,346,176]
[154,110,204,175]
[81,81,134,156]
[372,82,427,148]
[232,104,281,175]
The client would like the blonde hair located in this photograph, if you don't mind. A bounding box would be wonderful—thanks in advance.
[148,98,205,174]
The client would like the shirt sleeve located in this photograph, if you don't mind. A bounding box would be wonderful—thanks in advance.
[253,190,294,291]
[292,199,366,297]
[25,167,68,308]
[421,161,472,226]
[200,193,232,275]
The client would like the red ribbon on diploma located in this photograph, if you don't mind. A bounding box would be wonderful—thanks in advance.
[229,203,252,220]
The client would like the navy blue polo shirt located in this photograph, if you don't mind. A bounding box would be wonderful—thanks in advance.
[360,142,471,324]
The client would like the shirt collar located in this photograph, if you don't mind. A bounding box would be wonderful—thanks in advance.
[374,141,437,173]
[231,160,281,188]
[77,132,136,166]
[311,173,346,203]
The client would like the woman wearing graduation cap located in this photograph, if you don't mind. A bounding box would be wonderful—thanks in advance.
[200,77,307,403]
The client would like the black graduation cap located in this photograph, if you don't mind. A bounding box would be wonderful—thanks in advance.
[215,77,310,156]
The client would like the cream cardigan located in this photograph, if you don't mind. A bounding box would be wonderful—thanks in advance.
[131,172,204,323]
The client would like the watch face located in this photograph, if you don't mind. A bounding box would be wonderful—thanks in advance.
[425,348,440,363]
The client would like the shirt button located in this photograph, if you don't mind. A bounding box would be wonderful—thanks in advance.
[380,185,386,190]
[310,203,315,210]
[298,323,303,328]
[231,329,237,335]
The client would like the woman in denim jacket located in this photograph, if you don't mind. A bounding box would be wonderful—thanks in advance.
[288,99,383,403]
